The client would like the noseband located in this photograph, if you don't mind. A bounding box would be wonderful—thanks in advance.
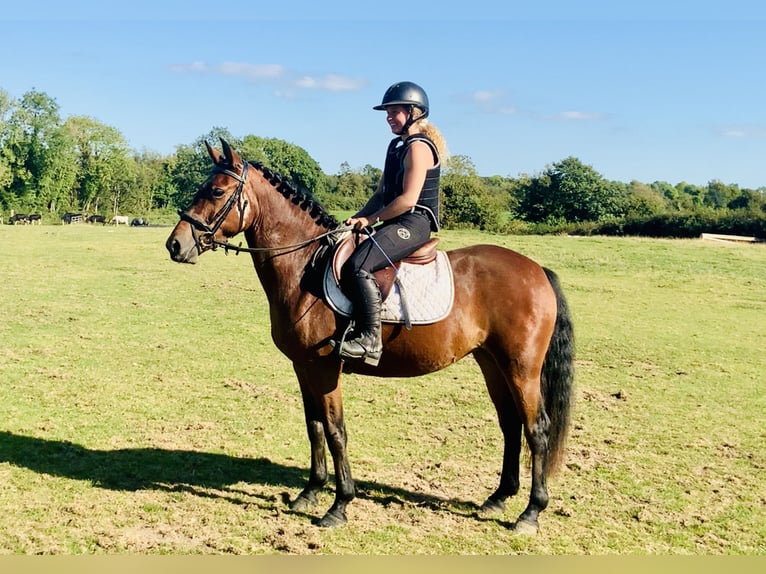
[178,161,249,252]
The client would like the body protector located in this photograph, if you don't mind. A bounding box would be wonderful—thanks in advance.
[381,135,441,232]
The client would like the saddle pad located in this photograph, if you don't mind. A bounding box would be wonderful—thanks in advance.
[323,250,454,325]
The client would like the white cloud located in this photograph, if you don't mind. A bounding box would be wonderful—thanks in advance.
[553,111,605,121]
[467,90,516,115]
[293,74,366,91]
[218,62,284,79]
[472,90,503,103]
[718,125,766,138]
[167,61,209,73]
[168,61,365,94]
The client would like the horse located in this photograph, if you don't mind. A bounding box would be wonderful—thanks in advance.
[62,212,83,224]
[8,213,29,225]
[165,139,575,534]
[110,215,129,225]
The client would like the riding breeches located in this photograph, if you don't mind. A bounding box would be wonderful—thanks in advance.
[341,210,432,284]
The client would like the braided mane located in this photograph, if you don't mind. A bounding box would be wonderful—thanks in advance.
[249,161,339,229]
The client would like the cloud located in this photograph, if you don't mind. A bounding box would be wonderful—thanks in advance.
[294,74,367,91]
[552,111,605,121]
[467,90,516,115]
[218,62,285,80]
[167,61,209,73]
[168,61,365,93]
[717,125,766,139]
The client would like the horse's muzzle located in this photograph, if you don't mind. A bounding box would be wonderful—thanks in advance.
[166,231,198,264]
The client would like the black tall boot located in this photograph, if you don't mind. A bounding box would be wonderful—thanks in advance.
[338,270,383,366]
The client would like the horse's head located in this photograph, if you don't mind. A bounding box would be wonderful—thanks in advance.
[166,138,252,264]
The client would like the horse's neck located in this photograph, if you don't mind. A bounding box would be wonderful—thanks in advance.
[243,201,322,302]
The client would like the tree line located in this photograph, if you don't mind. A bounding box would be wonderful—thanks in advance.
[2,88,764,237]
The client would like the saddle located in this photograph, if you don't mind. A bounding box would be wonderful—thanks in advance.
[332,233,440,301]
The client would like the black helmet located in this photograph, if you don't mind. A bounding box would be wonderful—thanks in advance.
[373,81,429,118]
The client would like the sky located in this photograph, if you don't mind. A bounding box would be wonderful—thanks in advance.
[1,1,765,189]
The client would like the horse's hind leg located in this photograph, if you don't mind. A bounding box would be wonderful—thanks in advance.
[476,349,551,535]
[474,349,523,515]
[515,401,551,534]
[511,375,551,535]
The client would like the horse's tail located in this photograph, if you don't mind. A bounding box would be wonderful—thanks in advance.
[541,267,575,476]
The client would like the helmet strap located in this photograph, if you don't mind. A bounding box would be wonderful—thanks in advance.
[399,105,423,136]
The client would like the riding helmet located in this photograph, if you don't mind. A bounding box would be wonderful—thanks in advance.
[373,81,429,118]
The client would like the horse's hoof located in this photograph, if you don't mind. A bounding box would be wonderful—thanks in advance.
[478,498,506,516]
[317,509,347,528]
[513,519,539,536]
[289,492,318,512]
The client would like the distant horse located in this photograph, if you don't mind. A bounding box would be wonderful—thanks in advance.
[131,217,149,226]
[88,215,107,224]
[110,215,129,225]
[166,139,575,534]
[8,213,29,225]
[62,213,83,224]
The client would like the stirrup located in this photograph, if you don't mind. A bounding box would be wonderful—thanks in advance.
[333,327,382,367]
[329,321,356,353]
[337,337,382,366]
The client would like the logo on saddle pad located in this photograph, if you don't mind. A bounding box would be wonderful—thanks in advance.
[323,233,454,325]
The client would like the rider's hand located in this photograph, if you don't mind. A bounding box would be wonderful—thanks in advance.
[345,216,372,230]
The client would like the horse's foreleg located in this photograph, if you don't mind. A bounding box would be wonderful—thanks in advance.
[290,418,328,512]
[317,399,354,528]
[289,366,329,513]
[293,363,355,527]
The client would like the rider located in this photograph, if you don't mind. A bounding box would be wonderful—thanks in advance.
[337,81,449,366]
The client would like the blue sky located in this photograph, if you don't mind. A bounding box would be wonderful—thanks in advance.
[2,1,764,188]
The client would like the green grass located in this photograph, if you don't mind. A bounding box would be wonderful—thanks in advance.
[0,224,764,554]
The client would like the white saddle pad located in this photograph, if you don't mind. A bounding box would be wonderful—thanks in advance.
[323,250,454,325]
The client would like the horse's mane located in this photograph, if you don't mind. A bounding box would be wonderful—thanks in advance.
[248,161,339,230]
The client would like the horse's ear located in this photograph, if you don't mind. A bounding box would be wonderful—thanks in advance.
[205,140,223,164]
[220,138,231,159]
[219,137,242,168]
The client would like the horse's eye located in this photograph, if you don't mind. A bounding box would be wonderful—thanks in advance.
[211,188,226,198]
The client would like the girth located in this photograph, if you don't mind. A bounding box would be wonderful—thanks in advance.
[331,234,440,301]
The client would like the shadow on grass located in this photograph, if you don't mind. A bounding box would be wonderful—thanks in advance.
[0,431,501,524]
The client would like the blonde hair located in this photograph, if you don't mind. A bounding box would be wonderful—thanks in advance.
[411,107,449,164]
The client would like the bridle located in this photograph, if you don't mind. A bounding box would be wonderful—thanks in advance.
[177,160,352,256]
[178,161,250,253]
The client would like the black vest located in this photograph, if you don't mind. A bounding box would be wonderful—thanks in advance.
[381,134,441,231]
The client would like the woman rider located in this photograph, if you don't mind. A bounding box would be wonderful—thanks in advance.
[336,81,449,366]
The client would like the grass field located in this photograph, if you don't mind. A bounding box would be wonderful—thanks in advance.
[0,224,763,555]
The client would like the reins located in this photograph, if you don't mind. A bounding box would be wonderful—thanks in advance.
[210,225,354,256]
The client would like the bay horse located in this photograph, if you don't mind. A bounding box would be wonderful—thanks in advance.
[166,139,575,535]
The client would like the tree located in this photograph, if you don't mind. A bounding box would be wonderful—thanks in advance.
[728,188,766,213]
[2,89,63,210]
[170,127,240,209]
[63,115,132,214]
[323,162,379,210]
[241,135,326,196]
[128,149,176,212]
[623,180,668,218]
[703,180,739,209]
[0,89,16,201]
[516,156,622,223]
[441,155,499,229]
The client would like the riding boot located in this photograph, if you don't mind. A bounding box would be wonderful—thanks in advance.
[338,270,383,366]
